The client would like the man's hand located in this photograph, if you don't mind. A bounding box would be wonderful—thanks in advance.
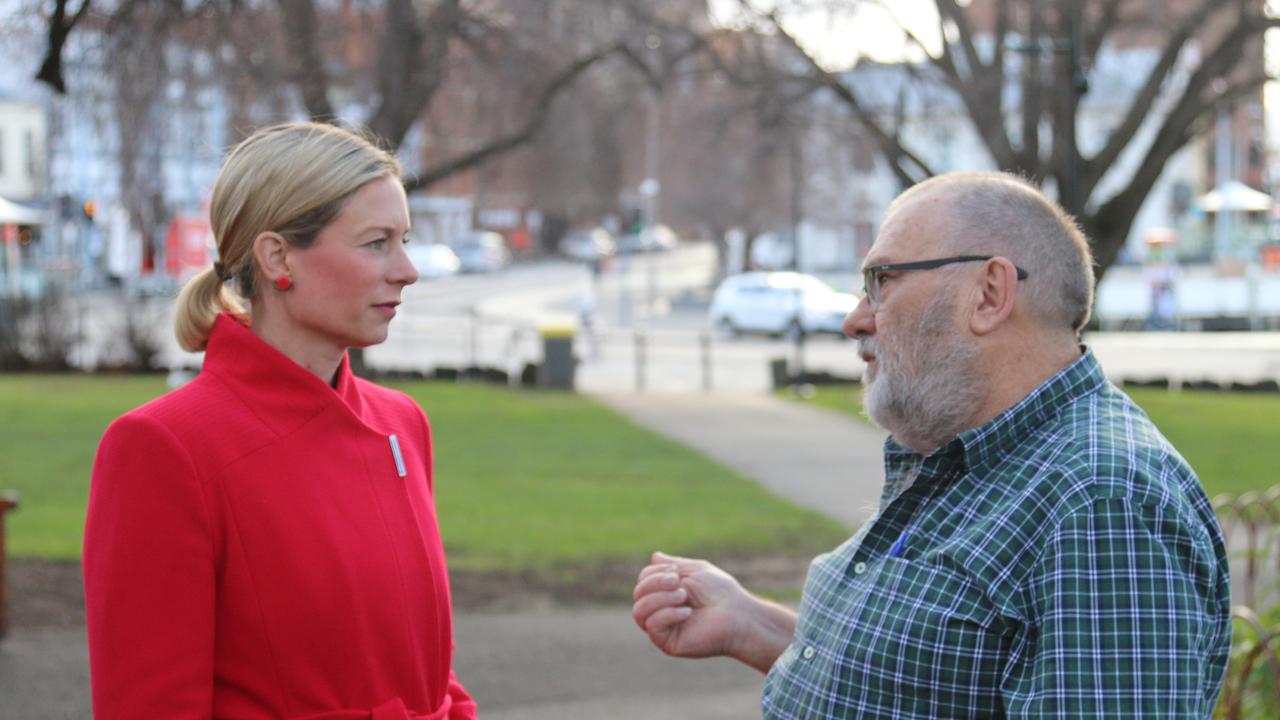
[631,551,798,673]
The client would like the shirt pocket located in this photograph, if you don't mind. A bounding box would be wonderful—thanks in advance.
[837,559,1011,718]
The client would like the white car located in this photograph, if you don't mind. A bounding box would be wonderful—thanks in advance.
[452,231,510,273]
[561,227,617,262]
[408,242,461,279]
[618,224,678,254]
[709,272,859,339]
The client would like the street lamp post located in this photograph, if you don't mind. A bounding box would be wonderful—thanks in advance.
[641,34,662,325]
[789,121,806,380]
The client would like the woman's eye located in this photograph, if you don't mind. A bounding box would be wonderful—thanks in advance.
[368,238,387,250]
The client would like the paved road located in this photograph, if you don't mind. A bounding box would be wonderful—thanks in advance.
[0,608,766,720]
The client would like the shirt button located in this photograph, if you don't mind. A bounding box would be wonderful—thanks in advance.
[802,645,816,660]
[853,562,867,575]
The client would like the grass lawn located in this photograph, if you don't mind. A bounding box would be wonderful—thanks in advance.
[780,382,1279,499]
[0,375,847,569]
[1122,387,1280,499]
[0,374,168,560]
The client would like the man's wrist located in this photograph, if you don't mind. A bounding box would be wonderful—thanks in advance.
[726,594,798,674]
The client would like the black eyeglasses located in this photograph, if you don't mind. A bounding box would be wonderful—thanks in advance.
[861,255,1029,305]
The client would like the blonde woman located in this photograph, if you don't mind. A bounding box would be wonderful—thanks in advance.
[84,122,475,719]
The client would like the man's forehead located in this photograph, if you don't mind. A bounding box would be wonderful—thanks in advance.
[863,192,952,268]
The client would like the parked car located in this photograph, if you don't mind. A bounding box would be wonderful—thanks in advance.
[617,224,678,254]
[708,271,859,339]
[452,231,510,273]
[407,242,460,279]
[561,227,617,262]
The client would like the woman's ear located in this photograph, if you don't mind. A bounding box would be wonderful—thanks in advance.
[251,232,290,282]
[969,257,1019,336]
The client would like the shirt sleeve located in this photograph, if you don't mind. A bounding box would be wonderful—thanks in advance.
[84,413,216,719]
[1005,496,1220,718]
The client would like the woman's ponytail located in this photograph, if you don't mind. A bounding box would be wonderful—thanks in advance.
[173,266,245,352]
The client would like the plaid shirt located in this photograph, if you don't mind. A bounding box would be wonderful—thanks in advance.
[763,351,1231,718]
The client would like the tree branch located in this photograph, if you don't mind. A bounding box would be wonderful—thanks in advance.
[1080,0,1219,196]
[1090,15,1276,270]
[936,0,984,83]
[35,0,93,94]
[1018,1,1046,175]
[367,0,462,147]
[404,42,628,193]
[753,6,933,186]
[866,0,958,80]
[275,0,335,121]
[934,0,1016,168]
[1083,0,1125,70]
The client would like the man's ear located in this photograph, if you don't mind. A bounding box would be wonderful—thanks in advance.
[251,232,291,282]
[969,257,1019,336]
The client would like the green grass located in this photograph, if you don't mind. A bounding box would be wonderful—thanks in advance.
[1122,387,1280,499]
[781,382,867,421]
[781,383,1280,499]
[0,375,847,567]
[0,374,169,559]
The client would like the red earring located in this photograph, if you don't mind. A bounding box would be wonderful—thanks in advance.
[274,275,293,291]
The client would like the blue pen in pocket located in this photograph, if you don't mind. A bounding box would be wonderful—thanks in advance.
[888,531,909,559]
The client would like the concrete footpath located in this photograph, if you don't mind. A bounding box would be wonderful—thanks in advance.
[592,391,886,530]
[0,392,885,719]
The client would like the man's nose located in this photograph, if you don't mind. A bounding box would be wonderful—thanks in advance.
[843,295,875,339]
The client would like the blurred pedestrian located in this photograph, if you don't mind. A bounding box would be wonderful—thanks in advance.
[633,171,1230,718]
[84,122,475,719]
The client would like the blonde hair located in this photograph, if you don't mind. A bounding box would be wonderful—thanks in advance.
[174,122,402,352]
[888,171,1096,335]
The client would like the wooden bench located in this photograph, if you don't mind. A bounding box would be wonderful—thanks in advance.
[0,491,17,639]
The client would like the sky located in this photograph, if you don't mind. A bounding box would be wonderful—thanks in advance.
[708,0,943,70]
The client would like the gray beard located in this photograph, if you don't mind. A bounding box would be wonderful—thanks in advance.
[860,298,983,454]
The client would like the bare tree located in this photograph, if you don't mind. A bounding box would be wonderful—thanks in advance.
[35,0,91,94]
[737,0,1277,279]
[36,0,642,193]
[108,3,173,277]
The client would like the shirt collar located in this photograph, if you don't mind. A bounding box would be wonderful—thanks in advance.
[881,349,1105,492]
[956,348,1105,472]
[201,313,369,436]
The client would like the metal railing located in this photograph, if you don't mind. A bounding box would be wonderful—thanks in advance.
[1214,485,1280,718]
[369,310,856,393]
[1215,486,1280,610]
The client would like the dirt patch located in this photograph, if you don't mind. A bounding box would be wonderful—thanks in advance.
[7,553,815,628]
[9,559,87,628]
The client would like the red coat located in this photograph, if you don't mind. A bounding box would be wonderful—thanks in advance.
[84,314,476,719]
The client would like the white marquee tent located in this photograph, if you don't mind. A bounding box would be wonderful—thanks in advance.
[0,195,45,225]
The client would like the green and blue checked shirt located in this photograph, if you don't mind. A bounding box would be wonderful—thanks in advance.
[763,351,1231,718]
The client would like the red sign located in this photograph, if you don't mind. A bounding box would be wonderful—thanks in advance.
[165,215,211,277]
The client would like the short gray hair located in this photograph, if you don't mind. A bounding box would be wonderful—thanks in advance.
[888,171,1095,334]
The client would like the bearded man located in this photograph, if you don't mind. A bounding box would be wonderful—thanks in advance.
[632,172,1231,718]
